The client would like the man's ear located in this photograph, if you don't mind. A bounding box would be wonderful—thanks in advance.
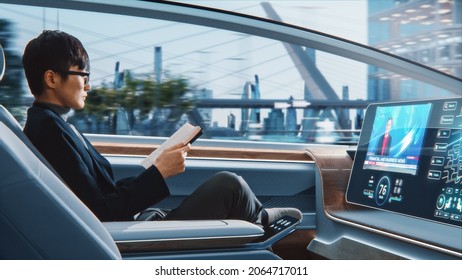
[43,70,58,89]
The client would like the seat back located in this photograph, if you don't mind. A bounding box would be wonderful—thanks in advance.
[0,113,121,259]
[0,105,66,179]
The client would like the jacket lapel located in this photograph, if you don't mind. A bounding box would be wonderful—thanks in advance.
[66,125,115,185]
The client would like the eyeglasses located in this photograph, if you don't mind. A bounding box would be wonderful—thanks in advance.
[55,70,90,85]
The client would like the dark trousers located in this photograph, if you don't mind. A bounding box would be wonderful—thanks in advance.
[165,171,262,223]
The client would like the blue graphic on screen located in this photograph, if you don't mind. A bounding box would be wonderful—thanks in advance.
[363,103,432,175]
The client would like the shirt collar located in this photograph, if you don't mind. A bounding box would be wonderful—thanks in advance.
[35,101,71,121]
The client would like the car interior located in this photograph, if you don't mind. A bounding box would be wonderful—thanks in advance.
[0,0,460,260]
[0,100,298,260]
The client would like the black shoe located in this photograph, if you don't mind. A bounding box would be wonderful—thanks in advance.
[263,208,302,225]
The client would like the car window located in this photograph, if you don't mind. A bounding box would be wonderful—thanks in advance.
[173,0,461,79]
[0,1,460,145]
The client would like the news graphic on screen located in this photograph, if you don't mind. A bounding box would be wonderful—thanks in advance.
[363,103,432,176]
[346,98,462,228]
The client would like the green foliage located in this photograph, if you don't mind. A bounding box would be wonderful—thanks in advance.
[80,70,195,133]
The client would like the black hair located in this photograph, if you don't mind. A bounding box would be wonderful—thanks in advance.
[22,30,89,96]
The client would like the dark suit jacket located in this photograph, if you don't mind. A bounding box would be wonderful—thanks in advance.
[24,103,170,221]
[375,134,392,156]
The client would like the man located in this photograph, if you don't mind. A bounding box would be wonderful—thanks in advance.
[375,117,393,156]
[22,30,301,225]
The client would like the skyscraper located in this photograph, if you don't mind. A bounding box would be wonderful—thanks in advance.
[249,75,261,124]
[240,75,262,133]
[286,96,297,136]
[240,81,251,133]
[368,0,461,100]
[154,46,162,84]
[264,109,285,135]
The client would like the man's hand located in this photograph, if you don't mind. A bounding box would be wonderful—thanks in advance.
[154,143,191,179]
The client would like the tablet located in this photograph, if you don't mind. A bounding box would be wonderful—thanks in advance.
[346,97,461,228]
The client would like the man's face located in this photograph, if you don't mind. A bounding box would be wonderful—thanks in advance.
[385,119,392,133]
[54,65,91,110]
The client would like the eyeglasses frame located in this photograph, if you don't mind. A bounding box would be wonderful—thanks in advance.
[54,70,90,85]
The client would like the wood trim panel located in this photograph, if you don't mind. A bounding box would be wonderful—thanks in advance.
[92,142,313,161]
[308,237,405,260]
[305,146,360,214]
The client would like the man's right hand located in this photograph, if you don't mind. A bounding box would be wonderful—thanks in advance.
[154,143,191,179]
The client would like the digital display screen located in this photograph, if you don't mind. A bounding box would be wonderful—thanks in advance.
[346,98,462,228]
[363,104,431,176]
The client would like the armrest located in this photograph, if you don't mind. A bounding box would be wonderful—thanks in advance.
[103,220,264,254]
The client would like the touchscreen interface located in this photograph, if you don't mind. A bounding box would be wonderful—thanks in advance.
[346,98,461,227]
[363,103,431,176]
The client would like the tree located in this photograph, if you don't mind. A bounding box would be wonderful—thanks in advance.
[76,70,195,136]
